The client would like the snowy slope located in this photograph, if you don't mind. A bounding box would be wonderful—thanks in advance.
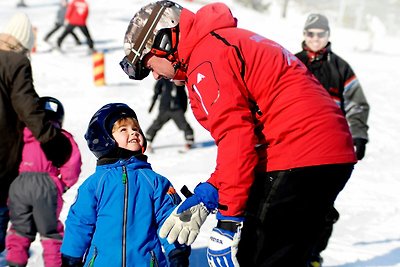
[0,0,400,266]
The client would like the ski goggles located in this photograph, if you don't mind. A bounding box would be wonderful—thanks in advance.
[120,27,178,80]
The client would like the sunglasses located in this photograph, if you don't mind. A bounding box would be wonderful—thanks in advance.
[305,31,329,38]
[120,27,177,80]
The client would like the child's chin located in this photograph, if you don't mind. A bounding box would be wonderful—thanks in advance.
[127,145,142,152]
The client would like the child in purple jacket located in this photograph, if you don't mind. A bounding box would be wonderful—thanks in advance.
[5,97,82,267]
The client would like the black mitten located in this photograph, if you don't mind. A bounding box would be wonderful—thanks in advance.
[41,131,72,168]
[61,254,83,267]
[353,138,367,160]
[168,246,191,267]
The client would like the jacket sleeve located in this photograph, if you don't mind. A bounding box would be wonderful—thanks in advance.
[61,177,97,258]
[153,175,188,256]
[342,65,370,141]
[59,130,82,189]
[9,53,58,143]
[188,46,258,217]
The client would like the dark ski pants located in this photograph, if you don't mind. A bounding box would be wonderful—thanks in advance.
[237,163,354,267]
[8,172,62,240]
[44,23,80,44]
[6,173,64,266]
[146,110,194,143]
[57,24,93,49]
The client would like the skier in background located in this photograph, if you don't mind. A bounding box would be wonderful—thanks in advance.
[6,97,82,267]
[44,0,81,46]
[295,13,369,267]
[146,79,194,152]
[57,0,95,53]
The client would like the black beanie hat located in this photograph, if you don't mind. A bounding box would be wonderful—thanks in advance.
[304,14,330,31]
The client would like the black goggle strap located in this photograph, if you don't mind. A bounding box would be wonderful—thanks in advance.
[127,3,166,64]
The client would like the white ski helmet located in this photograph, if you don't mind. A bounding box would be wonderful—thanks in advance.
[121,0,182,80]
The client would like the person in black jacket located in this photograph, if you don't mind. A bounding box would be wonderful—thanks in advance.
[0,12,72,256]
[146,79,194,152]
[295,14,370,267]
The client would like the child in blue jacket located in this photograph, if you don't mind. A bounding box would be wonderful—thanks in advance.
[61,103,190,267]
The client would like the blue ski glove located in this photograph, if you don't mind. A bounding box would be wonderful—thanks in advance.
[160,182,218,245]
[207,215,244,267]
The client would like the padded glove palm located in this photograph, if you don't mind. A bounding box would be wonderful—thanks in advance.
[160,182,218,245]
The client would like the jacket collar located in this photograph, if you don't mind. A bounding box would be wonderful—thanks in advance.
[302,41,332,62]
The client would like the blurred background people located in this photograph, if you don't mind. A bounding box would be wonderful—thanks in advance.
[44,0,81,46]
[57,0,95,53]
[146,79,194,152]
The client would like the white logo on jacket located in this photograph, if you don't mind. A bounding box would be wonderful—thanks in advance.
[197,73,205,84]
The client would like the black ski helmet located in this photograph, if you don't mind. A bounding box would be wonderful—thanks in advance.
[39,96,65,126]
[84,103,147,158]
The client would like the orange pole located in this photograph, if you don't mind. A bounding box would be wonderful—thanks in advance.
[31,26,37,53]
[93,52,105,86]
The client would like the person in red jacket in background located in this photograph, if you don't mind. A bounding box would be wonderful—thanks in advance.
[120,1,357,266]
[57,0,95,52]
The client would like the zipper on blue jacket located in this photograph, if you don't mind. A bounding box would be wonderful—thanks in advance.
[122,166,128,267]
[87,247,97,267]
[150,251,159,267]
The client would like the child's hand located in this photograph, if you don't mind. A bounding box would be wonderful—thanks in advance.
[168,247,191,267]
[61,254,83,267]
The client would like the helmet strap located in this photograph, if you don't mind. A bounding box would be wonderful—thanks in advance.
[172,59,187,81]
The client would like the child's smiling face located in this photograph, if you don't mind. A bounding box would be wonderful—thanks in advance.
[112,117,144,152]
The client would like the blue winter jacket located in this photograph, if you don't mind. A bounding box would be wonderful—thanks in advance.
[61,156,184,266]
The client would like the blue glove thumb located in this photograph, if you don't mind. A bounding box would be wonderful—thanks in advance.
[177,182,218,213]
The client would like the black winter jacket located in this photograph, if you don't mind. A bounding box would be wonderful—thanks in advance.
[295,42,369,141]
[152,79,188,112]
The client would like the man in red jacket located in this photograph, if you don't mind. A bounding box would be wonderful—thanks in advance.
[120,1,357,266]
[57,0,95,52]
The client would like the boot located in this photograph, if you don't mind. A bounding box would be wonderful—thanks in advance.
[5,229,30,267]
[41,238,62,267]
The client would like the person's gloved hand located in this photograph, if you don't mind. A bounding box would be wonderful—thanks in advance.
[168,246,191,267]
[61,254,83,267]
[207,215,243,267]
[160,182,218,245]
[353,138,367,160]
[41,131,72,168]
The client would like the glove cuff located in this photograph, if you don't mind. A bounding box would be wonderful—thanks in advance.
[194,182,219,211]
[217,221,243,233]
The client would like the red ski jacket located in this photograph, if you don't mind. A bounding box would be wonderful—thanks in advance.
[178,3,357,217]
[65,0,89,26]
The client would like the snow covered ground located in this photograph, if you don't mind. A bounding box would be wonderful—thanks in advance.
[1,0,400,266]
